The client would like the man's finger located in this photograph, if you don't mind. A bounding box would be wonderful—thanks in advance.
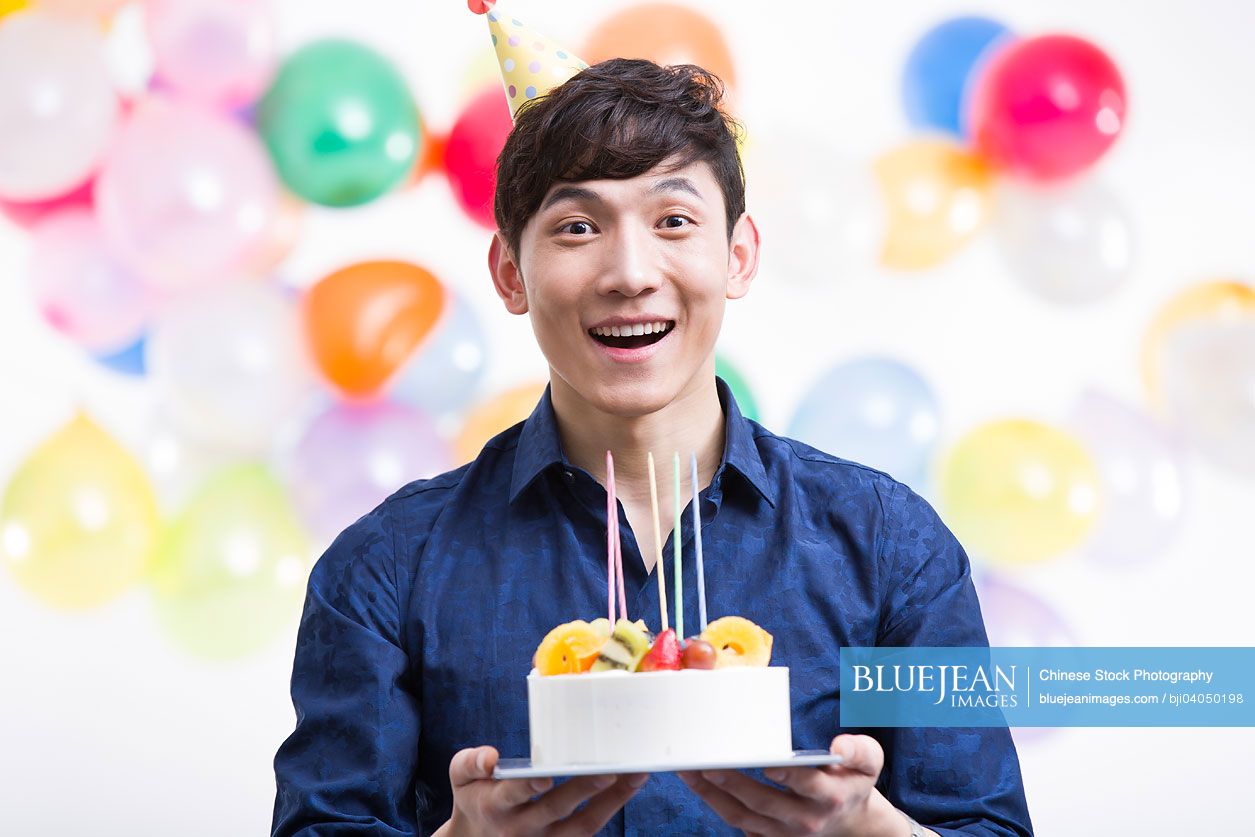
[515,773,618,829]
[449,746,497,789]
[555,774,649,836]
[678,772,785,836]
[763,765,836,801]
[830,734,884,778]
[493,774,554,808]
[701,769,827,829]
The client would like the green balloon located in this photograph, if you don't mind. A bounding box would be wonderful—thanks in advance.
[257,39,421,207]
[716,354,760,422]
[149,464,311,660]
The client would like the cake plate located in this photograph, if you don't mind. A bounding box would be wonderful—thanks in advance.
[494,749,845,779]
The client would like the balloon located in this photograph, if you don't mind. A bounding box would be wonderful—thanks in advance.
[444,86,513,228]
[1160,321,1255,476]
[35,0,129,19]
[716,355,759,423]
[875,139,992,270]
[1,413,160,609]
[148,464,310,659]
[257,39,421,207]
[303,261,446,400]
[1068,390,1186,567]
[1141,280,1255,407]
[0,0,28,20]
[902,16,1012,139]
[147,283,314,452]
[788,357,940,491]
[94,97,281,290]
[0,177,94,229]
[0,12,120,202]
[938,419,1101,565]
[145,0,276,109]
[284,401,453,545]
[28,208,152,353]
[93,335,147,377]
[746,137,884,285]
[971,572,1076,647]
[456,381,547,464]
[993,178,1134,305]
[968,34,1126,181]
[583,3,737,97]
[389,288,488,427]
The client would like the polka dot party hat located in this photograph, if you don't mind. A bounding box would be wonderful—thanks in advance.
[470,2,590,121]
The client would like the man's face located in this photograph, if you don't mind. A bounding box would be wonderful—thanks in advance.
[490,157,759,417]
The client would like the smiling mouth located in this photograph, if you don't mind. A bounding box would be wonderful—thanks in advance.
[588,320,676,350]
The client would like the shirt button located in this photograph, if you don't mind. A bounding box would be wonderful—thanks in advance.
[563,470,574,482]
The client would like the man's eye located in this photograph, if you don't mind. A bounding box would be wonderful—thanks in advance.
[559,221,594,235]
[661,215,692,229]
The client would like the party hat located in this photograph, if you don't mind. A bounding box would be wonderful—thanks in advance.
[471,2,589,120]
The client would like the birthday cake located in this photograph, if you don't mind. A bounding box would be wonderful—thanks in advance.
[528,616,793,766]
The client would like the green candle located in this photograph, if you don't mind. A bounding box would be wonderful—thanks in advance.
[673,451,683,641]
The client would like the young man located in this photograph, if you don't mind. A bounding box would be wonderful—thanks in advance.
[272,59,1033,836]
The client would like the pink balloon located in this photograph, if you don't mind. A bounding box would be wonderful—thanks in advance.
[968,34,1126,181]
[0,177,95,229]
[146,0,277,109]
[444,86,513,228]
[28,208,152,352]
[94,97,281,290]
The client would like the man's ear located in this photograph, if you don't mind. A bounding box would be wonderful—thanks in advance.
[726,211,761,301]
[488,232,529,315]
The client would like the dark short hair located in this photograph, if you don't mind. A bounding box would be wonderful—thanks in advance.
[493,57,745,259]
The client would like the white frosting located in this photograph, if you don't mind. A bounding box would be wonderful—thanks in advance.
[528,666,793,766]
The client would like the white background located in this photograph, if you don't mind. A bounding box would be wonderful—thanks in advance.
[2,0,1254,834]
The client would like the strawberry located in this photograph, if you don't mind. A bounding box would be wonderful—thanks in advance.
[637,628,682,672]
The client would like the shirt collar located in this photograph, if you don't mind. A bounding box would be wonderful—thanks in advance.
[509,376,776,508]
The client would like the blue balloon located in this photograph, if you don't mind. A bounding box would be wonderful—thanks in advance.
[389,288,487,425]
[93,335,147,377]
[787,357,940,491]
[902,16,1012,138]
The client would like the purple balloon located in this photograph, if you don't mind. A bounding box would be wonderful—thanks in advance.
[285,401,453,544]
[1068,389,1187,567]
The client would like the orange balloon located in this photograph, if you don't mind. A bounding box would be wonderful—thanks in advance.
[303,261,446,399]
[583,3,738,94]
[875,139,992,271]
[455,381,547,464]
[1141,279,1255,406]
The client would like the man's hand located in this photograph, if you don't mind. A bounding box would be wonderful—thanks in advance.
[678,734,911,837]
[436,746,649,837]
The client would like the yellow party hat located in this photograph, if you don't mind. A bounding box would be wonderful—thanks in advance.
[475,4,589,120]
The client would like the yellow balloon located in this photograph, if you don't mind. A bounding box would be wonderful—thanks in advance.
[0,0,29,19]
[149,464,311,660]
[938,419,1101,566]
[455,381,547,464]
[875,139,992,270]
[1141,279,1255,408]
[1,413,159,609]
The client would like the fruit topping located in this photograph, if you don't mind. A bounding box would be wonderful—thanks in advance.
[533,620,607,676]
[638,628,682,672]
[590,618,652,672]
[680,637,717,670]
[700,615,773,667]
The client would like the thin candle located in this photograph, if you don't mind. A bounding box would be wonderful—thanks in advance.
[608,452,627,621]
[605,450,615,624]
[646,452,669,633]
[691,452,707,632]
[673,451,683,641]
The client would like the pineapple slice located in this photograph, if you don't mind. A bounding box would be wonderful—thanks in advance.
[533,620,608,676]
[700,615,773,667]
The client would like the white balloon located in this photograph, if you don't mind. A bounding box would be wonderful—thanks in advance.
[147,283,315,453]
[0,12,120,201]
[994,178,1135,305]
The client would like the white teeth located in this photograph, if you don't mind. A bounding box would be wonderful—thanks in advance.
[590,321,672,338]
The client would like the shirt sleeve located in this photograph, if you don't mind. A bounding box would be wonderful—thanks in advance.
[272,497,422,836]
[872,481,1035,837]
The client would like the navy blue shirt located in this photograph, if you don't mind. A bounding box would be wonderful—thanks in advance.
[272,377,1033,836]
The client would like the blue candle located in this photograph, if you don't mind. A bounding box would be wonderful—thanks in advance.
[691,452,707,632]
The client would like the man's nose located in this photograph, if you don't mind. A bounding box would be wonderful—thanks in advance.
[596,226,662,297]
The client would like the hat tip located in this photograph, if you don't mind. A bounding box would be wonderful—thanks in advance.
[467,0,497,14]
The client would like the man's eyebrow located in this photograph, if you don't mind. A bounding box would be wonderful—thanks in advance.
[648,176,704,202]
[539,176,705,212]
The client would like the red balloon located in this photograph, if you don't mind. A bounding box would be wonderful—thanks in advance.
[444,86,513,229]
[968,34,1126,181]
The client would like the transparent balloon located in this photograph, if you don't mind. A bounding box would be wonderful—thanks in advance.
[0,12,120,201]
[284,401,454,546]
[993,178,1134,305]
[1160,321,1255,476]
[94,97,281,290]
[147,283,314,452]
[389,288,488,431]
[146,0,277,109]
[938,419,1102,565]
[148,464,310,659]
[28,208,151,353]
[1,413,160,609]
[788,357,940,491]
[1068,389,1186,567]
